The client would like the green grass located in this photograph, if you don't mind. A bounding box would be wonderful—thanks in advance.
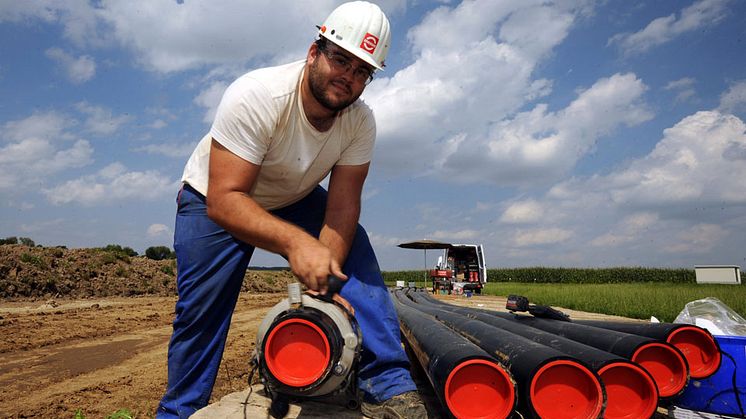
[20,252,47,269]
[75,408,138,419]
[482,282,746,322]
[383,268,746,322]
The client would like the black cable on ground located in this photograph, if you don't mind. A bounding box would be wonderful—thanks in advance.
[242,362,259,419]
[703,350,744,418]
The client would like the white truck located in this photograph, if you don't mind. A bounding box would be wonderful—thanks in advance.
[431,243,487,294]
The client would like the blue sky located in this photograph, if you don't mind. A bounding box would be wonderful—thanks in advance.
[1,0,745,270]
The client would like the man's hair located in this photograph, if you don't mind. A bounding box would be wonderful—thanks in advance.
[315,37,329,51]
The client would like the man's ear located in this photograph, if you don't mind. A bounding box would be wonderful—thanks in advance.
[307,43,320,64]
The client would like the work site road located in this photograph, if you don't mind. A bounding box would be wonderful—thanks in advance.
[0,292,640,418]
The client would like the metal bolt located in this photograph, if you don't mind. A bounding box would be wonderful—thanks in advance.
[333,363,345,376]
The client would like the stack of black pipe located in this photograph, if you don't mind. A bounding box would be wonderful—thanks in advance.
[392,288,717,419]
[393,289,605,418]
[572,319,721,379]
[393,298,517,419]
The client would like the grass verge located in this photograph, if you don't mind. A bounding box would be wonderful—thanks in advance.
[482,282,746,322]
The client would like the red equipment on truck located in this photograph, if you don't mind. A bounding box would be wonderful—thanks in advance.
[431,243,488,295]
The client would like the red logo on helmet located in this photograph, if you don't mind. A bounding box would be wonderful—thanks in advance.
[360,33,379,53]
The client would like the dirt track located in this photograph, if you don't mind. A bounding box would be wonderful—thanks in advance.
[0,292,636,418]
[0,293,286,418]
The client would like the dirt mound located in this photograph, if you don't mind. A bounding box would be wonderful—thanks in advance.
[0,245,296,300]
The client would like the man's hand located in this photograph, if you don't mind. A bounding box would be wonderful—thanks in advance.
[305,289,355,315]
[287,235,347,292]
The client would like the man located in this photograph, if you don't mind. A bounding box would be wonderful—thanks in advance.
[156,2,428,418]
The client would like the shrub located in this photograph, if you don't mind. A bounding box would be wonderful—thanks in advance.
[160,264,175,276]
[19,237,35,247]
[0,236,18,245]
[146,246,176,260]
[20,253,47,269]
[102,244,138,257]
[101,253,119,265]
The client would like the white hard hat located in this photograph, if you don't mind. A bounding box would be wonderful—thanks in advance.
[317,1,391,71]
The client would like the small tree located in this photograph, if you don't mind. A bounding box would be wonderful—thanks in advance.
[145,246,176,260]
[102,244,138,257]
[0,236,18,245]
[19,237,35,247]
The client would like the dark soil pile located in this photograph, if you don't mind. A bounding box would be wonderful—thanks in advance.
[0,244,296,299]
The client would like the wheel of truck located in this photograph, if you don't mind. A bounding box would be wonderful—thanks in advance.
[475,288,482,295]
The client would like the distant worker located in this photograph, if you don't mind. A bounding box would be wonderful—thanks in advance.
[156,2,427,418]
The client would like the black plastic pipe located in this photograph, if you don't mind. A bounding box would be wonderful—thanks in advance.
[408,290,659,419]
[392,296,516,418]
[438,298,690,399]
[393,290,605,419]
[572,319,721,379]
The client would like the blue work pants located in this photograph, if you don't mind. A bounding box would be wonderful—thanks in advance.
[156,184,416,418]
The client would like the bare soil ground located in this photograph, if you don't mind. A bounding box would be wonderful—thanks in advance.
[0,245,637,418]
[0,293,289,418]
[0,292,635,418]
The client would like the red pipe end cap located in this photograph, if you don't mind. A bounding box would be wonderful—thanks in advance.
[264,318,331,387]
[667,326,721,379]
[598,362,658,419]
[445,359,515,419]
[632,342,688,398]
[530,360,604,419]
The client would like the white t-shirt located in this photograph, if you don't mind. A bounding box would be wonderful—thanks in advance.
[181,60,376,210]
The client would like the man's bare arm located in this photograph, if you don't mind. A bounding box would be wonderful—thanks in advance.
[206,139,346,291]
[319,163,370,267]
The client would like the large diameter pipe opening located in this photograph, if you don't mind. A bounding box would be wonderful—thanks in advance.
[667,326,720,379]
[632,342,688,398]
[264,318,331,387]
[597,362,658,419]
[530,360,604,419]
[445,359,515,419]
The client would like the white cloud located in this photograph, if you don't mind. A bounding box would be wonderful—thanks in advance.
[19,218,65,234]
[45,47,96,84]
[43,163,178,206]
[134,141,198,159]
[147,223,171,238]
[1,1,404,73]
[591,212,659,247]
[500,200,545,224]
[194,81,229,124]
[498,109,746,264]
[665,78,695,91]
[4,111,74,143]
[365,1,593,178]
[0,112,92,192]
[0,1,106,47]
[608,0,730,55]
[95,0,338,73]
[513,228,573,247]
[367,232,404,248]
[431,229,480,241]
[75,102,132,136]
[606,111,746,206]
[150,119,167,129]
[663,224,728,254]
[437,73,652,185]
[664,77,696,103]
[718,80,746,114]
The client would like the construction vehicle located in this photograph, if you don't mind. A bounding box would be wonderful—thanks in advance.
[431,243,487,294]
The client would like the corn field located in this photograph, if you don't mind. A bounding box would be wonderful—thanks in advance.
[382,267,746,321]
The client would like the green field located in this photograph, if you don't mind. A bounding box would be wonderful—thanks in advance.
[482,282,746,322]
[383,268,746,322]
